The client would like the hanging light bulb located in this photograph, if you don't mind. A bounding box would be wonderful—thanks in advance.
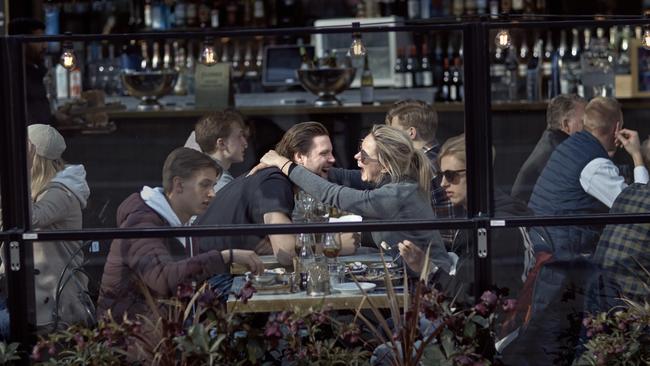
[643,27,650,50]
[495,29,512,50]
[347,22,367,58]
[59,40,76,70]
[199,38,218,66]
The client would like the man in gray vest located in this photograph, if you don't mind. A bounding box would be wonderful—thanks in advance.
[503,97,649,365]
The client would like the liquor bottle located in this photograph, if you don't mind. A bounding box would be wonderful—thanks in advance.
[69,64,82,99]
[144,0,153,28]
[476,0,487,14]
[501,0,511,14]
[231,41,243,81]
[421,43,433,87]
[140,41,149,70]
[421,0,431,19]
[253,0,266,27]
[198,0,211,27]
[243,42,255,78]
[361,54,375,105]
[298,46,312,70]
[526,37,542,101]
[511,0,523,13]
[173,42,188,95]
[55,61,69,99]
[441,57,451,101]
[407,0,420,19]
[225,0,238,26]
[220,40,230,63]
[187,0,198,26]
[505,44,519,100]
[175,0,186,27]
[186,41,196,94]
[535,0,545,12]
[433,35,444,90]
[450,57,462,101]
[464,0,477,15]
[583,28,592,51]
[560,28,580,95]
[488,0,499,18]
[405,46,416,88]
[616,26,631,75]
[210,1,220,28]
[452,0,463,17]
[255,42,264,75]
[517,35,530,99]
[163,42,171,69]
[412,45,424,87]
[152,0,168,30]
[151,42,161,70]
[558,30,567,59]
[393,48,406,88]
[491,46,507,101]
[541,31,553,99]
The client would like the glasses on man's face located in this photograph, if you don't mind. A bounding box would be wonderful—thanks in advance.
[358,142,379,164]
[440,169,466,184]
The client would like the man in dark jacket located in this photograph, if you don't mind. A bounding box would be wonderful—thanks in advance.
[8,18,53,125]
[97,148,263,321]
[511,94,586,204]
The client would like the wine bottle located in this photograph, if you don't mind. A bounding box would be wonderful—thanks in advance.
[361,54,375,105]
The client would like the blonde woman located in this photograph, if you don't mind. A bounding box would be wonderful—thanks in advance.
[27,124,91,331]
[257,124,452,274]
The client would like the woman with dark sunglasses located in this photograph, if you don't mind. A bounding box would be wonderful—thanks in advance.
[399,134,532,299]
[254,124,453,276]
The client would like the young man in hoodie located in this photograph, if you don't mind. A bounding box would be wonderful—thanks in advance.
[185,110,249,192]
[97,147,263,321]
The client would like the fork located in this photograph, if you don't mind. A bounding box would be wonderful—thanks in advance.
[379,241,402,264]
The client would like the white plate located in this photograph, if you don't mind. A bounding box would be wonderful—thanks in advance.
[333,282,376,294]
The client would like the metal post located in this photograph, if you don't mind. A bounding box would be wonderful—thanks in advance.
[462,19,494,298]
[0,35,37,358]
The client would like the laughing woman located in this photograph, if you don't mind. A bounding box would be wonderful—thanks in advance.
[258,124,452,274]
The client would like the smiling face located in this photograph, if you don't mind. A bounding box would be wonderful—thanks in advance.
[354,134,383,182]
[295,135,335,178]
[440,155,467,207]
[175,167,218,220]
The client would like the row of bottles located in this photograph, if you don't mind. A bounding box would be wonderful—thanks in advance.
[492,25,638,102]
[137,0,301,30]
[393,36,464,102]
[360,0,546,19]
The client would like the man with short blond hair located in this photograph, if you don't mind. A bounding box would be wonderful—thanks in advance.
[385,99,453,220]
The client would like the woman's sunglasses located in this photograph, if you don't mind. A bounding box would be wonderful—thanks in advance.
[358,141,379,164]
[440,169,466,184]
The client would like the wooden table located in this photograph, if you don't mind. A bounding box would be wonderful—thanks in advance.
[227,253,402,313]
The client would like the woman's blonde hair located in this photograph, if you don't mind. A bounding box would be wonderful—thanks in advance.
[31,154,65,200]
[438,133,466,167]
[369,125,432,200]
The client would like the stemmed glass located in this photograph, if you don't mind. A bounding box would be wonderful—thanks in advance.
[322,232,342,287]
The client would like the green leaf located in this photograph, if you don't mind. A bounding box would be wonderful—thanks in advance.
[441,329,456,358]
[464,320,477,338]
[422,343,452,365]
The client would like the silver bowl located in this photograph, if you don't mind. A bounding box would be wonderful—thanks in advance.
[296,68,356,107]
[121,70,178,111]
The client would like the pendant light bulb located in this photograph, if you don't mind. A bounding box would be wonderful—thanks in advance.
[59,41,76,70]
[199,39,218,66]
[495,29,512,50]
[347,22,367,58]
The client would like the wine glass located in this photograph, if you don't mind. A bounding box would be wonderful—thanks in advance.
[322,232,342,288]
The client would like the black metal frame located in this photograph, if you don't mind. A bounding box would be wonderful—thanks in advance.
[2,16,650,362]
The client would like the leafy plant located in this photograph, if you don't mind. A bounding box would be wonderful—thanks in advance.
[0,341,21,364]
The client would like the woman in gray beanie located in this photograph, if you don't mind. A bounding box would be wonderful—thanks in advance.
[27,124,93,331]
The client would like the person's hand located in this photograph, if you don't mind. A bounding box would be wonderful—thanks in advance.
[616,129,643,165]
[260,150,290,169]
[247,162,272,176]
[221,249,264,275]
[398,240,426,274]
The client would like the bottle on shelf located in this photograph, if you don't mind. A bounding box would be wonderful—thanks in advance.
[151,42,161,69]
[186,0,198,27]
[441,57,451,101]
[450,57,462,101]
[394,47,406,89]
[173,41,188,95]
[616,26,631,75]
[144,0,153,28]
[517,34,530,99]
[185,41,196,94]
[464,0,477,15]
[488,0,499,18]
[541,31,553,99]
[407,0,420,19]
[198,0,211,28]
[55,59,69,99]
[491,45,507,101]
[501,0,512,14]
[505,43,519,100]
[210,1,220,28]
[421,43,433,87]
[174,0,187,27]
[300,45,314,70]
[433,35,445,97]
[361,54,375,105]
[421,0,432,18]
[253,0,266,27]
[526,37,542,101]
[404,46,416,88]
[140,41,149,70]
